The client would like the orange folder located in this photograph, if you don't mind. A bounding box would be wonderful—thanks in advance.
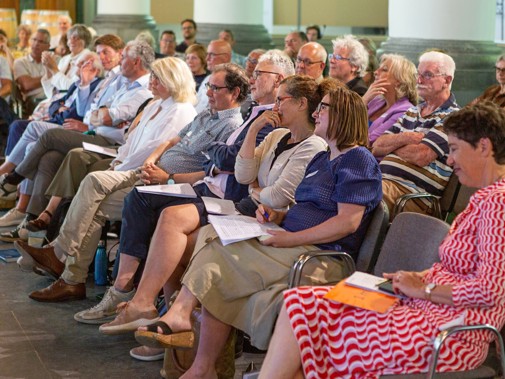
[323,279,399,313]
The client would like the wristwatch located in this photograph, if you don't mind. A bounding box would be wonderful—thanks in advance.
[167,173,176,184]
[424,283,436,301]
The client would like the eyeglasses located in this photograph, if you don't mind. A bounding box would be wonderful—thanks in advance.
[251,70,280,80]
[149,73,159,82]
[275,96,295,106]
[205,82,229,92]
[329,53,350,62]
[315,101,331,114]
[207,52,228,58]
[495,66,505,74]
[246,57,259,65]
[296,57,323,66]
[416,71,447,81]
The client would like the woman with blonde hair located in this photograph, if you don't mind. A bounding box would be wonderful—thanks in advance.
[363,53,418,144]
[11,24,32,60]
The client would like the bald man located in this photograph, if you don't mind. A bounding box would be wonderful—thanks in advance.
[295,42,327,82]
[195,39,232,113]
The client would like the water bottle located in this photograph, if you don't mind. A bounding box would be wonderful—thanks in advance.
[94,240,108,286]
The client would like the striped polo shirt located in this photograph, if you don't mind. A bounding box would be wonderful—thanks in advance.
[380,93,459,198]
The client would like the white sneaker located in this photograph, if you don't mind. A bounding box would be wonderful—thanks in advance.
[0,208,26,227]
[74,286,136,324]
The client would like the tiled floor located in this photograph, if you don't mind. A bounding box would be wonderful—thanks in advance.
[0,224,264,379]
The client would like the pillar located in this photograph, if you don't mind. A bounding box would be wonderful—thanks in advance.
[379,0,502,105]
[193,0,274,55]
[92,0,157,44]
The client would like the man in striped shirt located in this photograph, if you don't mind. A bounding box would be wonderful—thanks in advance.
[372,51,459,217]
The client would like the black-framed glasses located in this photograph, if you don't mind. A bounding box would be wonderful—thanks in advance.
[246,57,259,65]
[315,101,331,114]
[329,53,350,61]
[275,96,295,106]
[296,57,323,66]
[205,82,229,92]
[496,66,505,74]
[207,52,228,58]
[252,70,280,80]
[416,71,447,81]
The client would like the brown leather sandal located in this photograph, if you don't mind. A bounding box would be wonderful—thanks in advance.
[26,210,53,232]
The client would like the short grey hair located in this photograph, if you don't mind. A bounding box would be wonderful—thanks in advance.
[125,40,155,71]
[36,28,51,44]
[419,51,455,88]
[332,34,369,78]
[258,49,295,77]
[67,24,92,47]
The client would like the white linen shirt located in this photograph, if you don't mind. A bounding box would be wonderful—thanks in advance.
[89,73,152,145]
[113,97,197,171]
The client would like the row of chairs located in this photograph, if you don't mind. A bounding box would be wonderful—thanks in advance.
[289,210,504,379]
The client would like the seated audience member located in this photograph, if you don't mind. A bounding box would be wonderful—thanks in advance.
[372,51,459,216]
[362,54,418,144]
[295,42,327,83]
[244,49,266,79]
[0,52,103,231]
[18,63,247,302]
[50,15,72,49]
[0,40,153,238]
[329,34,369,96]
[159,30,184,59]
[12,29,51,116]
[11,24,32,61]
[218,29,246,67]
[176,19,198,54]
[305,25,321,42]
[95,76,336,334]
[185,44,209,91]
[358,36,379,87]
[468,54,505,108]
[0,53,12,101]
[17,57,197,237]
[41,24,91,100]
[284,31,308,61]
[128,87,382,379]
[195,40,232,113]
[259,102,505,378]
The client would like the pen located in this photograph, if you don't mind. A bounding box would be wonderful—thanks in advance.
[251,196,269,221]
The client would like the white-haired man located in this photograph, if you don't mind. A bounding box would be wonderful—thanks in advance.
[372,51,460,217]
[329,34,369,95]
[295,42,327,83]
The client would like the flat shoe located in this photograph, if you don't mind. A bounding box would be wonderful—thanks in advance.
[134,320,194,350]
[129,345,164,361]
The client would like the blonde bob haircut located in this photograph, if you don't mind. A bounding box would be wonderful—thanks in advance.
[380,54,418,105]
[326,87,369,150]
[151,57,197,104]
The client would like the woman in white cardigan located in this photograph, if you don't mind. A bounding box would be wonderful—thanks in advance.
[235,75,338,213]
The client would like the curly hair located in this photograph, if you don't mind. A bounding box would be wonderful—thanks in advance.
[213,63,250,104]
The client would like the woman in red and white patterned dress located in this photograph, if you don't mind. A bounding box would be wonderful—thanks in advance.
[259,102,505,379]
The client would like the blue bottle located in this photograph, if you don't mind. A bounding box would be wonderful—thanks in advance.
[94,240,108,286]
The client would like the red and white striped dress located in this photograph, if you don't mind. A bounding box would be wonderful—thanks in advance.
[284,178,505,379]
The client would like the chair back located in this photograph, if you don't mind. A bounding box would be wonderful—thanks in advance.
[356,200,390,273]
[373,212,449,276]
